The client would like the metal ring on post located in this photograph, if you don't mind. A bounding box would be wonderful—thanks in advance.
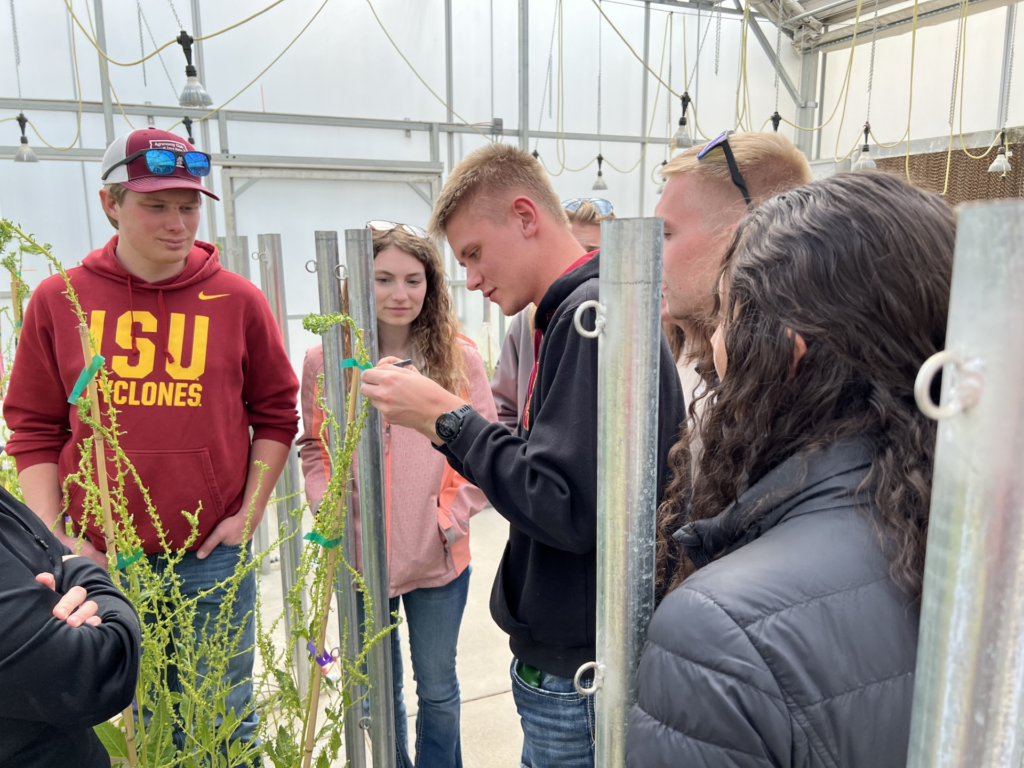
[573,660,602,697]
[335,264,347,281]
[573,300,606,339]
[915,350,984,421]
[252,250,267,262]
[358,717,371,731]
[304,259,317,273]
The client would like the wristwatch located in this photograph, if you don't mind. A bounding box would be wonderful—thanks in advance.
[435,404,474,443]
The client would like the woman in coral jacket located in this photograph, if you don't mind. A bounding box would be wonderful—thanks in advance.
[298,221,497,768]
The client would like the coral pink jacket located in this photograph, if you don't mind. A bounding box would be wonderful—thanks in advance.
[298,337,497,597]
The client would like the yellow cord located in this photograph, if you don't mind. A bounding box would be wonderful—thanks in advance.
[956,8,998,160]
[61,0,291,68]
[169,0,333,131]
[832,0,867,162]
[363,0,492,142]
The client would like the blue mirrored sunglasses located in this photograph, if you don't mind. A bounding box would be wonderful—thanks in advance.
[102,148,211,181]
[696,131,753,211]
[561,197,614,216]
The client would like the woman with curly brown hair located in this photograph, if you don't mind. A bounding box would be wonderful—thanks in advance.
[298,222,497,768]
[627,172,954,767]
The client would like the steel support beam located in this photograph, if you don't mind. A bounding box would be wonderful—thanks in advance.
[803,0,1017,50]
[191,0,219,243]
[738,1,802,105]
[92,0,114,144]
[794,51,819,157]
[640,2,651,215]
[446,0,456,173]
[519,0,530,151]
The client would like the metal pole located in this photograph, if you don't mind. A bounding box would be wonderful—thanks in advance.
[445,0,456,174]
[256,234,309,700]
[345,228,397,768]
[574,218,663,766]
[795,51,819,157]
[314,231,367,768]
[251,247,276,577]
[190,0,220,243]
[92,0,115,144]
[640,3,651,216]
[906,200,1024,768]
[518,0,530,151]
[222,233,248,279]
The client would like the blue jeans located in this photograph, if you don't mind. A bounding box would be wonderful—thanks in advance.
[146,542,259,761]
[511,659,595,768]
[363,566,471,768]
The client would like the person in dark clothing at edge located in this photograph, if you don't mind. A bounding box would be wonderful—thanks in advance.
[0,486,141,767]
[361,142,686,768]
[626,172,954,767]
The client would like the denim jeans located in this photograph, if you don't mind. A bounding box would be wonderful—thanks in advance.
[511,658,595,768]
[363,566,471,768]
[146,542,259,762]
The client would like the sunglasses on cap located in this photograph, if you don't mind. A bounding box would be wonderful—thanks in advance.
[696,131,753,211]
[366,220,429,238]
[101,148,211,181]
[561,198,614,216]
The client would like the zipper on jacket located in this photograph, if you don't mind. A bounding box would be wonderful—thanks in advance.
[5,501,51,552]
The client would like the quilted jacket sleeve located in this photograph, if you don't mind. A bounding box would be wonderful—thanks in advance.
[626,584,791,768]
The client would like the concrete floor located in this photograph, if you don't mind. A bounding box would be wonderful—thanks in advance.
[258,507,523,767]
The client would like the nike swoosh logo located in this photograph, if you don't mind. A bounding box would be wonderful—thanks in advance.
[198,292,230,300]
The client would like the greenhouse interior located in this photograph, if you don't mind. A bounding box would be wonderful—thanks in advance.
[1,0,1023,766]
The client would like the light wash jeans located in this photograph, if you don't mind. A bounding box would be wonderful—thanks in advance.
[362,566,472,768]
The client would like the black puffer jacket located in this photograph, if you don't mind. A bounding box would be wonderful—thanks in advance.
[0,486,141,768]
[627,440,919,767]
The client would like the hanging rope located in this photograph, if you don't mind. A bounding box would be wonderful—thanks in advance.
[714,4,723,76]
[866,0,879,123]
[138,2,179,99]
[534,0,560,152]
[166,0,185,31]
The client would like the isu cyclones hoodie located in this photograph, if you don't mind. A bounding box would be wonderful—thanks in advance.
[2,236,299,553]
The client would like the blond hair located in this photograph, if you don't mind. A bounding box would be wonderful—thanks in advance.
[564,201,615,226]
[429,143,569,238]
[102,183,129,229]
[662,132,812,227]
[371,227,466,395]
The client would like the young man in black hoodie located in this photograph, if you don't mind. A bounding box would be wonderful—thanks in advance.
[361,143,685,767]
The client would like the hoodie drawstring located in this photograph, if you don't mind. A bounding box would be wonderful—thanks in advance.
[157,290,176,365]
[127,275,139,357]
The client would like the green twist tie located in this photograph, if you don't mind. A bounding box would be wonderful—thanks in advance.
[68,354,105,403]
[340,358,371,371]
[304,531,342,549]
[114,549,144,571]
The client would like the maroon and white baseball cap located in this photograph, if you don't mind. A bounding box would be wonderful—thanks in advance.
[100,128,219,200]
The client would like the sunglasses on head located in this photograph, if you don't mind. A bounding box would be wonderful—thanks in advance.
[366,220,429,239]
[561,198,614,216]
[696,131,753,211]
[101,148,211,181]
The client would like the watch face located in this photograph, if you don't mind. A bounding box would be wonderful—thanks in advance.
[437,413,458,441]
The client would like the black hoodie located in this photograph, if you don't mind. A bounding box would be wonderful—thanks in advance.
[0,487,141,767]
[439,253,686,678]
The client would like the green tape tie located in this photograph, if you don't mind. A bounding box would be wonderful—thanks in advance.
[340,358,371,371]
[115,549,144,571]
[304,531,342,549]
[68,354,105,403]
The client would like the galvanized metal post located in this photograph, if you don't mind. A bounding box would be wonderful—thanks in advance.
[573,218,663,767]
[906,200,1024,768]
[518,0,530,151]
[639,3,651,216]
[92,0,115,144]
[190,0,219,243]
[795,51,819,157]
[314,231,367,768]
[256,233,309,700]
[222,234,248,278]
[345,229,397,768]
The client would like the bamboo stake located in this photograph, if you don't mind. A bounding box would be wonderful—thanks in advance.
[302,369,360,768]
[77,324,139,767]
[11,274,23,345]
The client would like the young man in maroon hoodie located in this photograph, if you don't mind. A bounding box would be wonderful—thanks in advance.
[3,128,299,755]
